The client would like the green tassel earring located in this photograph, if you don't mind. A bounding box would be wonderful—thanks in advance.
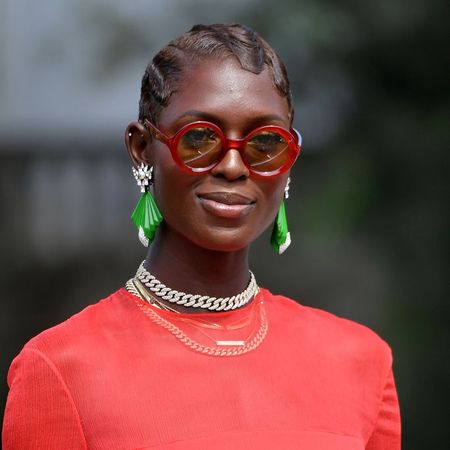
[270,177,291,254]
[131,163,163,247]
[270,201,291,254]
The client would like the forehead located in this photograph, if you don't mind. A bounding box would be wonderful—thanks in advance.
[158,58,290,130]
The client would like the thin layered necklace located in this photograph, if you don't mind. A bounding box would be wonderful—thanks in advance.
[124,263,268,357]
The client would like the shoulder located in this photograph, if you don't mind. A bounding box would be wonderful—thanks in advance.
[261,289,400,442]
[7,289,134,383]
[27,289,130,346]
[262,288,393,371]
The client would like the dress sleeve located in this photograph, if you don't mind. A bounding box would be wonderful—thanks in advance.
[2,347,87,450]
[365,367,401,450]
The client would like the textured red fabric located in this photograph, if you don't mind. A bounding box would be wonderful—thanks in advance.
[2,288,401,449]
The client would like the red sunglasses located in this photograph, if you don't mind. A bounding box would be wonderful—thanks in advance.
[144,119,302,177]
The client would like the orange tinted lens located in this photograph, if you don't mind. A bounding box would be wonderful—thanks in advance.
[244,131,290,172]
[177,127,222,169]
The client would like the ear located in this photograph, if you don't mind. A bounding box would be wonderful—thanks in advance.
[125,121,153,167]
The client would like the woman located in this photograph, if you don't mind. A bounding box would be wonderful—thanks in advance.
[2,24,401,449]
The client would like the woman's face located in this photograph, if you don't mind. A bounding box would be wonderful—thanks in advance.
[147,57,291,252]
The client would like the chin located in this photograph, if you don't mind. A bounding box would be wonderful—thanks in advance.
[191,229,255,253]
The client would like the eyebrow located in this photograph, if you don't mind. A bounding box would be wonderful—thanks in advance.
[174,110,287,128]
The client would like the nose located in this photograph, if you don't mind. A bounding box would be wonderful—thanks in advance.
[210,149,250,181]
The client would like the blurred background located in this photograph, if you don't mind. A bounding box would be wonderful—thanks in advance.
[1,0,448,447]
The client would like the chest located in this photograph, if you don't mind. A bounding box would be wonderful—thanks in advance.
[64,339,371,449]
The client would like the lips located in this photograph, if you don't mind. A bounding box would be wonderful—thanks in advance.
[197,192,256,219]
[198,192,254,205]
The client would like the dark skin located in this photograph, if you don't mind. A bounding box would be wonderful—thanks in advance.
[125,58,291,313]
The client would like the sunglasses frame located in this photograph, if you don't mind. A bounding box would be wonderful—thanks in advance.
[143,119,302,178]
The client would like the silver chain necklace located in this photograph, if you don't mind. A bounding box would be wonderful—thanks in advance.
[134,261,258,311]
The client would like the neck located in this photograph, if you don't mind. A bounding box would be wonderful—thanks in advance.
[144,225,251,303]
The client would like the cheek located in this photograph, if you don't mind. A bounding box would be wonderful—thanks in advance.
[152,167,189,215]
[257,175,289,218]
[258,189,285,235]
[151,151,180,211]
[151,150,200,229]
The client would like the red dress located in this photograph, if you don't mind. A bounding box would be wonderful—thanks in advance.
[2,288,401,449]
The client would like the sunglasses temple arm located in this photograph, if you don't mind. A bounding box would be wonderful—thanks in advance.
[292,128,302,147]
[143,119,169,144]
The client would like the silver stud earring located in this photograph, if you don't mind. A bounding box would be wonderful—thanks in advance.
[132,163,152,193]
[284,177,291,199]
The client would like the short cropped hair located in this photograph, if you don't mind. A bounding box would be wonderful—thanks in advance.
[138,23,293,125]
